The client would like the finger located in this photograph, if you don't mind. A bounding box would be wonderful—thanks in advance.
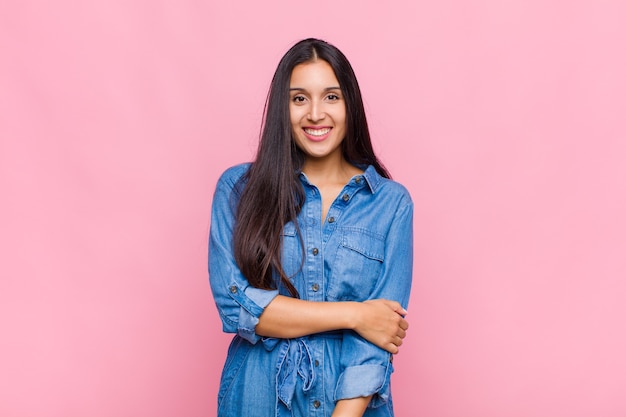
[397,329,406,339]
[383,300,406,313]
[398,318,409,331]
[386,343,399,354]
[394,305,408,316]
[386,300,407,316]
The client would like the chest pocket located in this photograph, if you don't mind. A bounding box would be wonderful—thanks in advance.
[327,228,385,301]
[281,222,302,280]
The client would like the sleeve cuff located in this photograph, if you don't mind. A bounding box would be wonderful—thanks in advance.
[334,364,392,407]
[227,281,278,344]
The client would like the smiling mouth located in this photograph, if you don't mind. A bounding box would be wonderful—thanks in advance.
[303,127,331,136]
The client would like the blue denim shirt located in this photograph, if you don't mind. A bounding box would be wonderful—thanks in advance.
[209,163,413,417]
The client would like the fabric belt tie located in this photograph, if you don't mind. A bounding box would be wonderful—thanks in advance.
[261,332,342,415]
[274,338,315,410]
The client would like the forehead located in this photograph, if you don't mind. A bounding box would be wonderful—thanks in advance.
[289,60,340,88]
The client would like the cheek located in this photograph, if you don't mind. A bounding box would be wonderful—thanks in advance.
[289,105,299,125]
[335,106,347,128]
[289,105,308,123]
[335,113,347,131]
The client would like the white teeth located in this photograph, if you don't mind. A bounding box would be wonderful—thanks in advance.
[304,128,331,136]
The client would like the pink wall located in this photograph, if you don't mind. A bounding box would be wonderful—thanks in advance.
[1,1,625,416]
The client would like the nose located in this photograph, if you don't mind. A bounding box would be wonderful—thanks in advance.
[307,100,325,122]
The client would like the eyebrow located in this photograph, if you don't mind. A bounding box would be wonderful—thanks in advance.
[289,86,341,92]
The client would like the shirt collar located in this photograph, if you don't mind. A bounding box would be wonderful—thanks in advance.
[298,165,383,194]
[361,165,382,194]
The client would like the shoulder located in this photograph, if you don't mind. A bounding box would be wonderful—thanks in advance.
[378,177,411,200]
[211,163,252,213]
[363,166,412,208]
[216,163,252,189]
[377,179,413,218]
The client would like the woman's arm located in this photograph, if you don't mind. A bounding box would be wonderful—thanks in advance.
[256,295,408,353]
[333,194,414,410]
[331,396,373,417]
[210,167,408,351]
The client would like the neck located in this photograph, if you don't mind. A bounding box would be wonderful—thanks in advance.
[302,153,362,186]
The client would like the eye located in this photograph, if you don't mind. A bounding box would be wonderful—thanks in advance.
[326,93,341,101]
[292,95,307,104]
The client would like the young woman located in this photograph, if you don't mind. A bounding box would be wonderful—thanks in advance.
[209,38,413,417]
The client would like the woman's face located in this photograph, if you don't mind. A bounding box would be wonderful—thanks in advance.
[289,60,347,163]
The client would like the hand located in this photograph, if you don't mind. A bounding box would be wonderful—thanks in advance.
[351,299,408,354]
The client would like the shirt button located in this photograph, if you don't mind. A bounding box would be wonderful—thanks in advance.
[313,400,321,408]
[314,359,320,367]
[328,216,335,223]
[312,248,319,256]
[355,176,362,184]
[312,283,319,292]
[229,286,237,294]
[342,193,349,202]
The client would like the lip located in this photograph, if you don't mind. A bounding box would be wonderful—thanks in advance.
[302,126,332,142]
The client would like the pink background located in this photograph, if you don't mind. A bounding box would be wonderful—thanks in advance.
[1,1,625,416]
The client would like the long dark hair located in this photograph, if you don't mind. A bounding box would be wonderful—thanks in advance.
[233,38,390,297]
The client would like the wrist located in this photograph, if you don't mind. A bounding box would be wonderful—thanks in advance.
[342,301,361,331]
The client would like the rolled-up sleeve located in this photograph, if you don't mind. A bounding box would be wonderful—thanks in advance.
[334,197,413,407]
[208,166,279,344]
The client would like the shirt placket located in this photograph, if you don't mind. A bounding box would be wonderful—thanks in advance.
[301,184,326,415]
[299,177,366,416]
